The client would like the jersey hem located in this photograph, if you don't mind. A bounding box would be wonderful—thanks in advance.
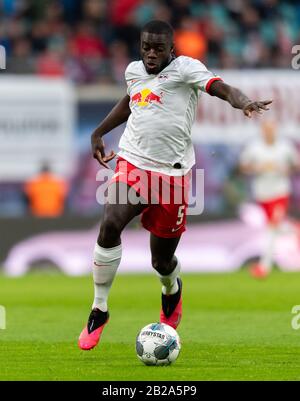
[118,151,194,177]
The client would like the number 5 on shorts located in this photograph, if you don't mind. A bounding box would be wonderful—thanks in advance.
[176,205,186,226]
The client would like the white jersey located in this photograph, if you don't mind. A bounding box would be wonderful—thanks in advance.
[240,138,299,201]
[118,56,221,176]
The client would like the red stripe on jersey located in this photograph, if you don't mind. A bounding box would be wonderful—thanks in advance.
[205,77,223,94]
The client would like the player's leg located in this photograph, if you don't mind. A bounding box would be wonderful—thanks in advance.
[150,233,183,329]
[251,223,278,278]
[259,222,277,271]
[79,182,147,350]
[142,172,189,328]
[151,233,181,292]
[92,188,147,311]
[252,197,289,278]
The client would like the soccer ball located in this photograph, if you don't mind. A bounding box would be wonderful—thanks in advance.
[136,323,181,366]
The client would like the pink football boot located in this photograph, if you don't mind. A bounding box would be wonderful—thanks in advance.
[78,308,109,350]
[250,263,269,279]
[160,278,182,329]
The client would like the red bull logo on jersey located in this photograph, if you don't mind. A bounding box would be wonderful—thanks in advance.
[131,88,163,107]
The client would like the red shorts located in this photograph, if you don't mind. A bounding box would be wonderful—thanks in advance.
[259,196,289,224]
[110,157,190,238]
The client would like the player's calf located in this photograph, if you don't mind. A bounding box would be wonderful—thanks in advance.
[154,258,183,329]
[78,243,122,350]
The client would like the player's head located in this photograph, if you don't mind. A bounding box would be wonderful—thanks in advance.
[40,161,51,173]
[141,20,174,75]
[261,120,277,145]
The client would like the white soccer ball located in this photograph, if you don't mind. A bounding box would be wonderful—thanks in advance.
[136,323,181,366]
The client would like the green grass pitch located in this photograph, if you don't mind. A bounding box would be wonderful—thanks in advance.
[1,270,300,381]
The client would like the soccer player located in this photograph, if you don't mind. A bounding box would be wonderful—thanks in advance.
[240,120,299,278]
[78,20,272,350]
[24,163,69,217]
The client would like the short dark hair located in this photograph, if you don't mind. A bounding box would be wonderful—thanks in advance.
[141,20,174,42]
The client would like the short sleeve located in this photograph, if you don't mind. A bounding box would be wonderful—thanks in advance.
[180,56,222,93]
[125,63,133,95]
[125,62,139,96]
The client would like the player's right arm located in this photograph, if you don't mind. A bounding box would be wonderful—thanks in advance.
[180,56,272,118]
[209,82,272,118]
[91,94,131,168]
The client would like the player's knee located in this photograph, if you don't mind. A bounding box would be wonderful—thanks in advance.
[151,257,173,275]
[99,217,122,246]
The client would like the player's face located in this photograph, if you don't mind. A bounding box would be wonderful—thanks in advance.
[141,32,173,75]
[262,121,276,144]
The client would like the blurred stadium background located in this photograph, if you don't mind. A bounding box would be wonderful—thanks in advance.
[1,0,300,382]
[0,0,300,275]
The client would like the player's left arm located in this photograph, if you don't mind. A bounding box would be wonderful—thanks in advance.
[209,81,273,118]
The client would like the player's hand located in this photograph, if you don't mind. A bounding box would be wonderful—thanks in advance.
[91,134,116,169]
[243,100,273,118]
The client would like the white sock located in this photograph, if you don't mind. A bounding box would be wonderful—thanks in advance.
[157,260,181,295]
[260,225,277,272]
[92,243,122,312]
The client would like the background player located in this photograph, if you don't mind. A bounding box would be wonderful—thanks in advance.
[23,162,69,218]
[78,20,272,350]
[240,120,300,278]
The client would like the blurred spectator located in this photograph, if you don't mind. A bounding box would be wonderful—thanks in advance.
[1,0,300,82]
[175,16,207,60]
[83,0,107,22]
[31,21,50,52]
[169,0,193,27]
[36,48,65,77]
[24,163,69,217]
[152,3,172,24]
[70,22,107,58]
[110,0,141,26]
[109,40,130,84]
[6,38,35,74]
[67,21,109,82]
